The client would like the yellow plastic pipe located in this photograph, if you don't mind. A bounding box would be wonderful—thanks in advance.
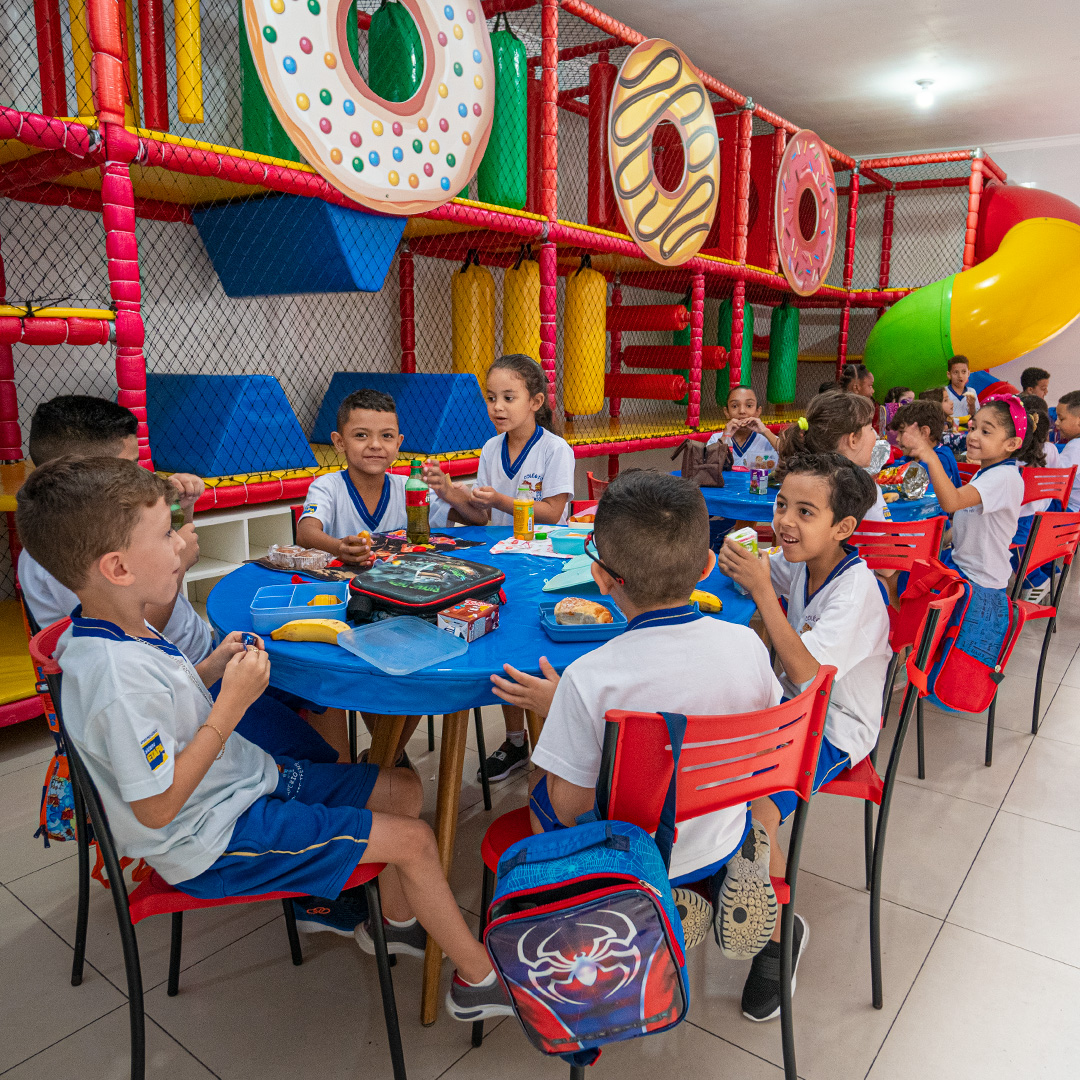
[563,263,607,415]
[67,0,94,117]
[951,216,1080,368]
[175,0,204,123]
[451,259,495,381]
[502,258,541,362]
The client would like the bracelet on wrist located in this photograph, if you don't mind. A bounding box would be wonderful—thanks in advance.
[202,721,228,760]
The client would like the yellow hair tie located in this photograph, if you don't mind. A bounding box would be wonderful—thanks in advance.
[797,416,809,431]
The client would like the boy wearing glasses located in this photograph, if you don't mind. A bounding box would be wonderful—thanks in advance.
[491,470,783,963]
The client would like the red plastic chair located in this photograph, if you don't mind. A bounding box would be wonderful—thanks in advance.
[29,621,407,1080]
[957,461,980,484]
[472,671,836,1080]
[586,471,609,500]
[1010,511,1080,734]
[1021,465,1077,509]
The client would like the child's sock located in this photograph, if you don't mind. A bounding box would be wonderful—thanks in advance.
[461,969,498,988]
[507,730,526,748]
[386,916,417,929]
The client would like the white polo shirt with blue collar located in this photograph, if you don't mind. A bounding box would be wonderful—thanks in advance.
[477,427,576,527]
[299,469,449,536]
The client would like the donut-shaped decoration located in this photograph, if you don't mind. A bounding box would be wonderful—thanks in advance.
[774,129,838,296]
[242,0,495,215]
[608,39,719,266]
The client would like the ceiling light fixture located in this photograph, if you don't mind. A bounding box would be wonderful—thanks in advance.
[914,79,935,109]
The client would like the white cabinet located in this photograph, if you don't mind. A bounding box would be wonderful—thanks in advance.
[183,501,297,616]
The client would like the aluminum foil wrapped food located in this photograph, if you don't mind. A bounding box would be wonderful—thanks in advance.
[868,439,892,474]
[876,463,929,499]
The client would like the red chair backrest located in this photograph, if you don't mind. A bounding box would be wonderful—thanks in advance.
[598,668,835,832]
[1021,466,1077,508]
[957,461,980,484]
[1015,511,1080,583]
[888,559,966,653]
[28,618,70,676]
[851,516,947,572]
[586,471,609,500]
[903,588,968,698]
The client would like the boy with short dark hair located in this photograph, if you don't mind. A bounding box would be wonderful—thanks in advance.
[707,384,780,470]
[1021,367,1051,399]
[718,453,890,1022]
[16,456,511,1023]
[1054,391,1080,511]
[945,355,979,422]
[491,470,784,964]
[889,399,961,486]
[919,387,966,455]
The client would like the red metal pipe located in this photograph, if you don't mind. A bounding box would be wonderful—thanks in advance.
[540,0,558,221]
[606,304,688,332]
[0,106,96,154]
[734,107,752,266]
[0,145,104,196]
[483,0,537,15]
[836,168,859,378]
[539,242,558,410]
[729,278,746,390]
[688,273,705,428]
[138,0,170,131]
[0,316,113,346]
[558,98,589,118]
[527,36,622,70]
[399,245,415,373]
[840,177,971,196]
[87,0,128,126]
[34,0,68,118]
[2,179,193,222]
[962,158,984,270]
[608,278,622,419]
[605,373,687,400]
[587,60,618,230]
[571,432,711,458]
[860,150,973,169]
[0,228,21,460]
[766,128,786,274]
[620,345,726,370]
[981,154,1007,184]
[526,72,541,214]
[877,191,895,319]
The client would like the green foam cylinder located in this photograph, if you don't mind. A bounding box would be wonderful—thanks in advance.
[368,0,424,103]
[716,298,754,406]
[239,0,303,163]
[767,303,799,404]
[863,275,955,397]
[476,28,527,209]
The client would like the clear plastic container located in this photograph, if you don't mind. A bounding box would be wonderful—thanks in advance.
[265,545,336,572]
[249,581,349,634]
[337,617,469,675]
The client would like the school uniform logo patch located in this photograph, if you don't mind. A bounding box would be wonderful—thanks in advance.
[303,503,318,516]
[140,732,168,772]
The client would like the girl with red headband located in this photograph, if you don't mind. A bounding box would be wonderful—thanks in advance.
[899,395,1041,590]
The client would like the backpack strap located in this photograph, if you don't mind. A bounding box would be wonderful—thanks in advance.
[654,712,688,872]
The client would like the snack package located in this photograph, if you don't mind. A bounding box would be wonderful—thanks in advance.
[727,526,759,554]
[437,599,500,642]
[266,545,336,572]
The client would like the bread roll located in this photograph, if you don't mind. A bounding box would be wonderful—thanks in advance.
[554,597,613,625]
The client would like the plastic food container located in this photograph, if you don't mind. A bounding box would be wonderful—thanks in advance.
[337,616,469,675]
[547,524,595,556]
[265,545,336,572]
[538,597,627,642]
[250,581,349,634]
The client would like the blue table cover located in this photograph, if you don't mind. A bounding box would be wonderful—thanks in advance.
[693,469,944,523]
[206,526,757,715]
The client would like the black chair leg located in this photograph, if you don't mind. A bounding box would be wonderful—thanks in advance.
[985,693,997,767]
[779,799,809,1080]
[570,1067,586,1080]
[347,710,358,764]
[474,707,492,811]
[862,746,879,891]
[167,912,183,996]
[365,880,408,1080]
[282,898,303,965]
[71,782,90,987]
[881,651,901,725]
[472,864,496,1048]
[1032,619,1055,734]
[427,714,435,752]
[916,696,926,780]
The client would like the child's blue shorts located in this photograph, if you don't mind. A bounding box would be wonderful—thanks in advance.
[528,775,752,887]
[769,736,851,821]
[210,682,338,764]
[176,757,380,900]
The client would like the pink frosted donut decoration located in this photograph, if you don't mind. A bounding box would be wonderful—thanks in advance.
[774,129,838,296]
[242,0,495,215]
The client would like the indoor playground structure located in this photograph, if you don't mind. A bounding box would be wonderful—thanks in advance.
[3,0,1080,726]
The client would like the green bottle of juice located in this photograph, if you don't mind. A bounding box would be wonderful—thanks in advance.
[405,459,430,544]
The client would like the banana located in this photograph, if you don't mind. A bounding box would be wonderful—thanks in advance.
[306,594,341,606]
[690,589,722,613]
[271,619,351,643]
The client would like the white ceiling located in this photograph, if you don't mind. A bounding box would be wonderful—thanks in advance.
[598,0,1080,157]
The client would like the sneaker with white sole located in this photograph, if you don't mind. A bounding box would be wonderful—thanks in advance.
[713,821,778,960]
[741,913,809,1022]
[445,972,515,1021]
[477,739,530,783]
[292,894,368,936]
[671,887,714,950]
[354,916,427,958]
[1021,580,1051,605]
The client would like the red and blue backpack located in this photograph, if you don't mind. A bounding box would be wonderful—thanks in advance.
[483,713,690,1067]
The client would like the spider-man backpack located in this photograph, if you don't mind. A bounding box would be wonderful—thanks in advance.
[483,713,689,1067]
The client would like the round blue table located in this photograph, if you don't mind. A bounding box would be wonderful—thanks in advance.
[205,524,755,1023]
[694,469,944,523]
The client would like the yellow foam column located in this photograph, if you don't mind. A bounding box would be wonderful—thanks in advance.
[564,260,607,416]
[67,0,94,118]
[502,257,541,362]
[452,255,495,381]
[175,0,204,123]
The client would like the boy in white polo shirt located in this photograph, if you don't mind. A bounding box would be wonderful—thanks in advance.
[1054,390,1080,511]
[16,456,513,1024]
[491,470,784,964]
[719,452,890,1022]
[706,384,780,470]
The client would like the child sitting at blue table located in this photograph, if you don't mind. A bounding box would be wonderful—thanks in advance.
[717,452,890,1022]
[298,388,449,767]
[1011,396,1055,602]
[425,354,576,786]
[1053,390,1080,508]
[16,456,513,1023]
[706,384,780,470]
[888,399,962,486]
[489,470,784,980]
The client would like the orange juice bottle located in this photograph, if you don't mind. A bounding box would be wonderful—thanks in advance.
[513,482,535,540]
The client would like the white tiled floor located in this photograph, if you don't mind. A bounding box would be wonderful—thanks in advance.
[2,577,1079,1079]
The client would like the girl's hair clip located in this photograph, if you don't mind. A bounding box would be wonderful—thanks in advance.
[797,416,809,430]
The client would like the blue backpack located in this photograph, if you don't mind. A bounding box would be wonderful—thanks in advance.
[483,713,690,1067]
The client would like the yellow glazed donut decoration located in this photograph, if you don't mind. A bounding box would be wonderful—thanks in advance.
[608,39,719,266]
[242,0,495,215]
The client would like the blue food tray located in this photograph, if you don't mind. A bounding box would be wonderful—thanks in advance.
[538,598,627,641]
[250,581,349,634]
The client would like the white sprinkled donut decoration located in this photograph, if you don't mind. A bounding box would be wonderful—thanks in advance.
[242,0,495,215]
[773,129,838,296]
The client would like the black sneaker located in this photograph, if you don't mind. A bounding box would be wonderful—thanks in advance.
[354,916,428,958]
[713,821,778,960]
[292,893,369,936]
[671,887,714,950]
[445,971,515,1021]
[477,739,530,783]
[741,913,809,1022]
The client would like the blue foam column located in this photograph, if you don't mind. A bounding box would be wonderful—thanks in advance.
[192,195,406,296]
[311,373,496,454]
[147,373,318,476]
